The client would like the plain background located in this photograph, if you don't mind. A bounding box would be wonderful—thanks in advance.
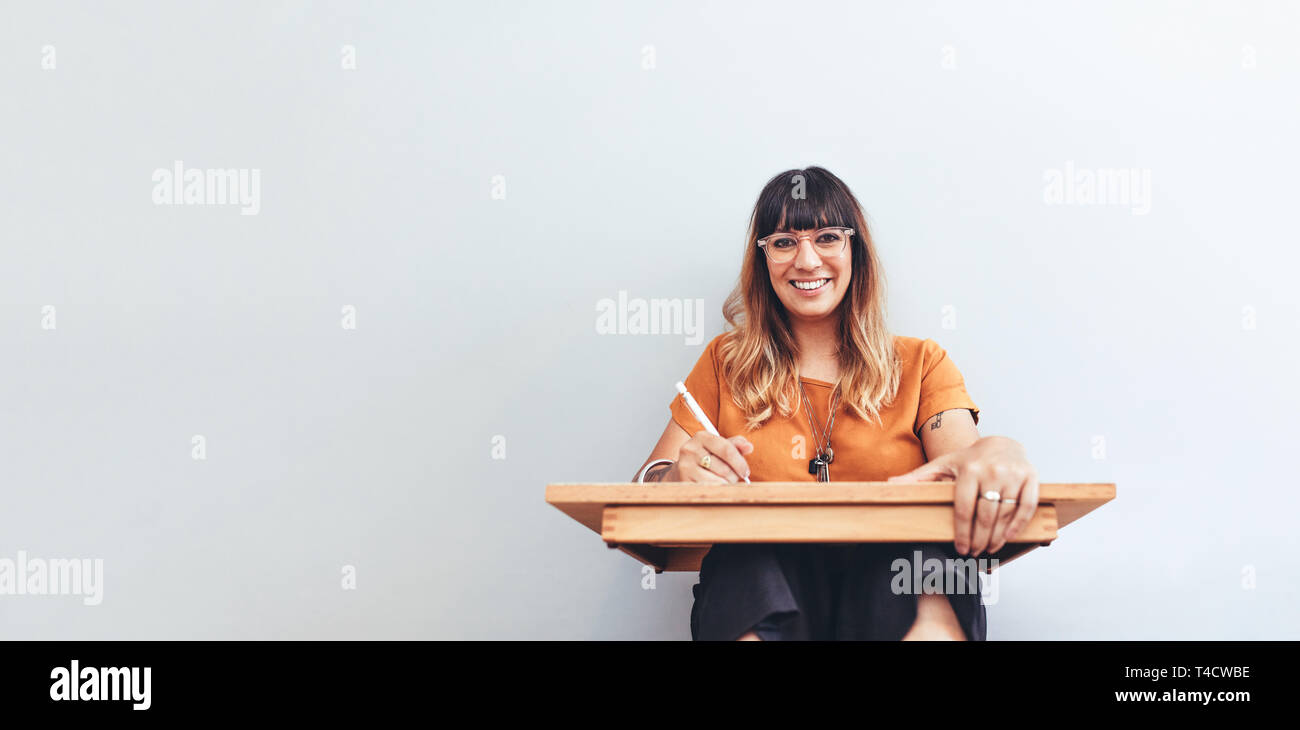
[1,1,1296,639]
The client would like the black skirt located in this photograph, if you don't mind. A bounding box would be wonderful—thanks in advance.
[690,542,987,641]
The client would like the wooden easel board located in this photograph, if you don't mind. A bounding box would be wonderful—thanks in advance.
[545,482,1115,572]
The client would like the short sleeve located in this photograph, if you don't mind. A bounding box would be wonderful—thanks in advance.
[913,339,980,437]
[669,335,723,436]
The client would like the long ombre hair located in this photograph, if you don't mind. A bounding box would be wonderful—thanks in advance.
[719,166,901,431]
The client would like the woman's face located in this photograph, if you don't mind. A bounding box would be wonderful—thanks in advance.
[764,228,852,323]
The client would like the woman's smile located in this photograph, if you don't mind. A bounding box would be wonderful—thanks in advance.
[790,277,832,295]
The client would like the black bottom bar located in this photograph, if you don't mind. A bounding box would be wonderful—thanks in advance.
[0,640,1288,718]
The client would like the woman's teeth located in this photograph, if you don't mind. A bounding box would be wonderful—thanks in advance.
[792,279,830,291]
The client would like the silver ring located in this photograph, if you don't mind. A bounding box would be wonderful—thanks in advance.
[982,490,1001,502]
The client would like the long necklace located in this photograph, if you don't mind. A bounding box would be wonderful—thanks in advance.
[799,379,841,482]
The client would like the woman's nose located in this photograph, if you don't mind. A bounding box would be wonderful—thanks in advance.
[794,239,822,269]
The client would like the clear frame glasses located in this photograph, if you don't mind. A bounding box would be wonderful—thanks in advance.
[756,226,854,264]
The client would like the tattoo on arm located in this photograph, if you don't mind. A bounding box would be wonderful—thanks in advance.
[929,411,944,431]
[643,463,674,482]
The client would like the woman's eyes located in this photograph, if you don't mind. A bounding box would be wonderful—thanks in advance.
[770,235,835,248]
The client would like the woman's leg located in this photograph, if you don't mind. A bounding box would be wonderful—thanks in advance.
[691,543,836,641]
[691,544,803,641]
[901,592,967,641]
[737,631,762,641]
[836,542,987,641]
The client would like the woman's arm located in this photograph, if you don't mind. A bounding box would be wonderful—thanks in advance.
[631,417,692,482]
[916,408,980,461]
[633,416,753,483]
[892,411,1039,556]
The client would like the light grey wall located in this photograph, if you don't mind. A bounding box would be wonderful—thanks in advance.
[1,1,1295,639]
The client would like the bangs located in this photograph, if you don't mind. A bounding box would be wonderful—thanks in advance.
[755,169,859,238]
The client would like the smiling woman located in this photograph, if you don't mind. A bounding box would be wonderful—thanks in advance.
[721,167,896,424]
[631,166,1031,642]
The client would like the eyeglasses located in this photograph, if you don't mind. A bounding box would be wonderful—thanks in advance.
[756,227,854,264]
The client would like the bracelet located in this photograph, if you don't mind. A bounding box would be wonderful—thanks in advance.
[635,458,674,483]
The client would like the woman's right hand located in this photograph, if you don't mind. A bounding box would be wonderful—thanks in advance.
[665,432,754,483]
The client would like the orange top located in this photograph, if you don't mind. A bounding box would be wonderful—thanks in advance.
[669,334,980,482]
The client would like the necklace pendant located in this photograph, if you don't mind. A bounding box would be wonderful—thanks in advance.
[808,457,824,476]
[817,461,830,482]
[824,446,833,464]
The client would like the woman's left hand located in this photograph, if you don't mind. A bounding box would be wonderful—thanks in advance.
[886,436,1039,557]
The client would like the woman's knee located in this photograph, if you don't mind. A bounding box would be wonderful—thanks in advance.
[902,592,967,641]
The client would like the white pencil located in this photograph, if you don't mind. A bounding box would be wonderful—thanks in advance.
[675,381,751,484]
